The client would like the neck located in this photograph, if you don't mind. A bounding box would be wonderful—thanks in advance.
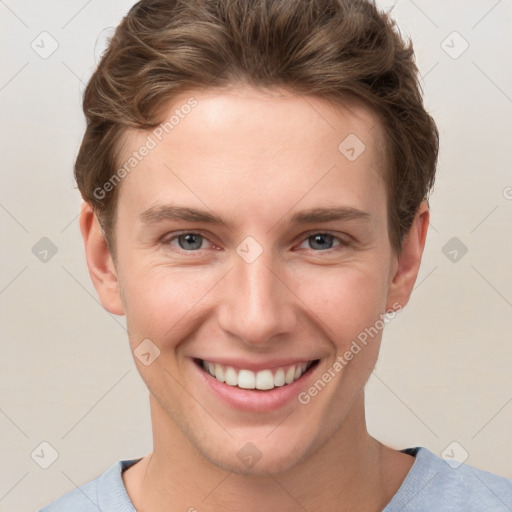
[124,391,413,512]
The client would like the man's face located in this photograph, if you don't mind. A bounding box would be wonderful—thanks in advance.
[110,86,401,474]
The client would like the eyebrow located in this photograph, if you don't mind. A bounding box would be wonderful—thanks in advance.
[139,204,371,228]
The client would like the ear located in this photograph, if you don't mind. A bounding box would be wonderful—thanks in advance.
[79,201,125,316]
[386,200,430,311]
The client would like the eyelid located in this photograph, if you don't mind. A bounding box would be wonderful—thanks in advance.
[294,230,351,251]
[298,229,350,241]
[162,230,218,252]
[162,229,351,253]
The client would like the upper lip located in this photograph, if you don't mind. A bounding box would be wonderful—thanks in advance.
[194,357,319,372]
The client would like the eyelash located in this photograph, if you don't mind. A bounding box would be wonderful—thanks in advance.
[161,231,351,254]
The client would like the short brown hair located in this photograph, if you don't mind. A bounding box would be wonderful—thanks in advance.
[75,0,439,257]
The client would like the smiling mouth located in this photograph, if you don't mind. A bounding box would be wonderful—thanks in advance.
[194,358,320,391]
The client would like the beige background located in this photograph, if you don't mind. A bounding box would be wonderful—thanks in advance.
[0,1,511,511]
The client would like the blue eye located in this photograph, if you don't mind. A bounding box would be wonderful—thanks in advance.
[167,232,210,251]
[299,233,345,251]
[163,231,348,253]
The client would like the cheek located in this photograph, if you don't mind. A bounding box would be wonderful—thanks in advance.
[298,265,389,344]
[119,251,391,354]
[120,266,217,343]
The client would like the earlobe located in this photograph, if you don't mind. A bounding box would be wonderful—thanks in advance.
[79,202,125,316]
[386,201,430,312]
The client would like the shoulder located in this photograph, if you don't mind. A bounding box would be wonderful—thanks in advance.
[385,447,512,512]
[441,454,512,511]
[38,458,141,512]
[38,478,98,512]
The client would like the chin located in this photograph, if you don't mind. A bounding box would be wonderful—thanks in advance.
[209,450,307,477]
[193,432,316,476]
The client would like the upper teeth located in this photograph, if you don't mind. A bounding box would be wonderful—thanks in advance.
[201,360,313,390]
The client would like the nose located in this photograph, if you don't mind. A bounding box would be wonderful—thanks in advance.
[217,246,297,348]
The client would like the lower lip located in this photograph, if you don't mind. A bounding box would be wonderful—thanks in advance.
[193,359,319,412]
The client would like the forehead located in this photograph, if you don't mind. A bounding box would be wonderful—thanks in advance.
[115,86,388,224]
[121,85,386,159]
[157,86,384,157]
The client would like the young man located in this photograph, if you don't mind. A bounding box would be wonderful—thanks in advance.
[40,0,512,510]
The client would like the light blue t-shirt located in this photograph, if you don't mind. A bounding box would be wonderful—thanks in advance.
[39,447,512,511]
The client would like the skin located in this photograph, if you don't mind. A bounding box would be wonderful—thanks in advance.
[80,86,429,511]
